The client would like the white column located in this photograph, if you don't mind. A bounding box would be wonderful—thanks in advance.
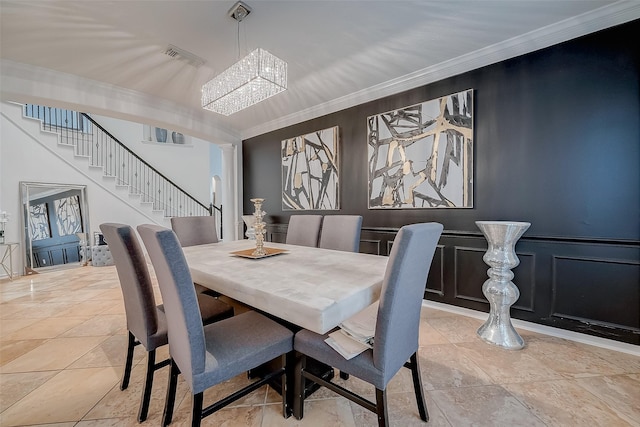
[220,143,239,241]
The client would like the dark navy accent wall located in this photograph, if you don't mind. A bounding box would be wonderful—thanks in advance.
[243,20,640,344]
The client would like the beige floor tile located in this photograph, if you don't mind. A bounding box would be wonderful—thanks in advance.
[419,344,493,390]
[55,299,121,317]
[418,322,451,346]
[0,303,34,318]
[0,339,46,366]
[350,392,451,427]
[430,384,547,426]
[92,288,127,301]
[0,317,40,337]
[100,302,126,315]
[83,360,182,421]
[586,345,640,374]
[454,340,564,383]
[269,398,356,427]
[45,289,113,304]
[0,371,58,412]
[67,334,143,369]
[420,306,460,320]
[23,423,77,427]
[200,374,271,408]
[1,336,107,373]
[305,367,414,401]
[59,314,126,338]
[193,404,264,427]
[2,316,91,341]
[76,418,139,427]
[426,316,484,344]
[575,374,640,426]
[2,302,78,319]
[0,367,119,426]
[0,292,30,304]
[504,378,632,426]
[7,290,75,305]
[524,335,631,378]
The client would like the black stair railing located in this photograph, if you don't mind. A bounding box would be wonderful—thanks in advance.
[23,105,222,235]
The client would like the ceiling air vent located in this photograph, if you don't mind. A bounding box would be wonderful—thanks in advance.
[164,44,205,68]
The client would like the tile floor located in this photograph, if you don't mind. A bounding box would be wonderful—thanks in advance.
[1,265,639,426]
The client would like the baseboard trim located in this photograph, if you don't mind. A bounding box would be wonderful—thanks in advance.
[423,300,639,356]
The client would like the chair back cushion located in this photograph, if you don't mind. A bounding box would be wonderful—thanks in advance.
[100,223,159,349]
[137,224,207,389]
[285,215,323,247]
[171,216,219,247]
[319,215,362,252]
[374,223,443,383]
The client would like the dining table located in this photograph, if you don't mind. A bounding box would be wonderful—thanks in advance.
[182,239,389,335]
[182,239,389,414]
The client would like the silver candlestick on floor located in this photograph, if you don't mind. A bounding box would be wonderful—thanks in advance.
[475,221,531,350]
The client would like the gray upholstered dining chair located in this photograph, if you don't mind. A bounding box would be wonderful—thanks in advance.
[170,215,219,247]
[171,215,220,295]
[293,222,443,426]
[137,224,295,427]
[285,214,323,247]
[317,214,364,380]
[318,215,363,252]
[99,223,234,423]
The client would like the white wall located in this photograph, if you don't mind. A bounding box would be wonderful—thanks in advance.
[0,101,217,277]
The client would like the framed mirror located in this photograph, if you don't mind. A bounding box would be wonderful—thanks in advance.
[19,182,90,274]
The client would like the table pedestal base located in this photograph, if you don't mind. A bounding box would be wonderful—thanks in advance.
[249,355,334,399]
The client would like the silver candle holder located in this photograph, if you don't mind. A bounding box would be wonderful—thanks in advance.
[250,198,267,257]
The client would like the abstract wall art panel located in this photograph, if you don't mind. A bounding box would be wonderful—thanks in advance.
[54,195,82,236]
[282,126,339,210]
[368,89,473,209]
[29,203,50,241]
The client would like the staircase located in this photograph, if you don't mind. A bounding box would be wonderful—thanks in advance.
[21,104,221,230]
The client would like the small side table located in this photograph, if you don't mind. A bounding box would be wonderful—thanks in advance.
[0,242,19,280]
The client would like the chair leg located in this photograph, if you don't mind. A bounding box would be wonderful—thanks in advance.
[163,360,179,427]
[409,352,429,422]
[121,331,136,390]
[138,349,156,422]
[283,351,296,418]
[375,388,389,427]
[191,392,203,427]
[293,354,306,420]
[339,371,350,380]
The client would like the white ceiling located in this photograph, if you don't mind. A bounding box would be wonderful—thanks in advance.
[1,1,638,140]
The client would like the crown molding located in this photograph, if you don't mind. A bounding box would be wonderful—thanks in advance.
[241,1,640,140]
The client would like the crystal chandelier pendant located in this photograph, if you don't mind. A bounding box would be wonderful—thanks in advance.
[201,48,287,116]
[201,1,287,116]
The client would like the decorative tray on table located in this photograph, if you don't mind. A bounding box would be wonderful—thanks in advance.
[230,247,288,259]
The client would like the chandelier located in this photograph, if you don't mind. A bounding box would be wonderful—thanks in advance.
[201,2,287,116]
